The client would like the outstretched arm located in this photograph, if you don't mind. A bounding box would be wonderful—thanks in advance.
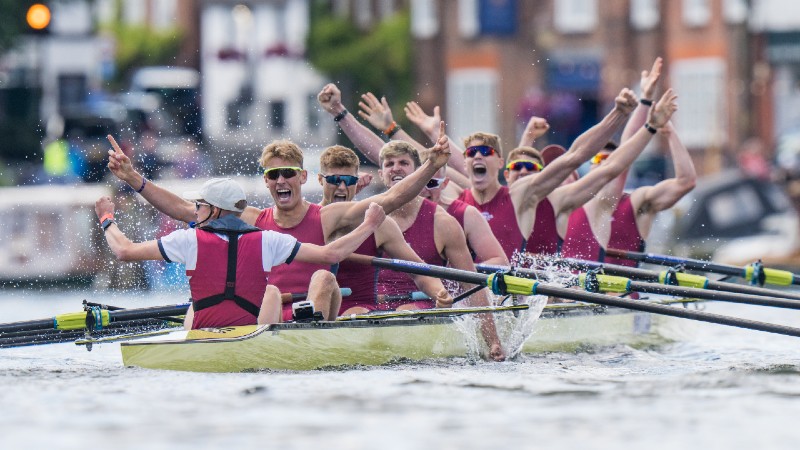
[463,205,508,266]
[405,101,468,177]
[509,89,638,215]
[631,122,696,215]
[621,57,663,143]
[518,116,551,147]
[317,83,386,163]
[358,92,427,155]
[551,89,679,215]
[295,203,385,264]
[95,196,163,261]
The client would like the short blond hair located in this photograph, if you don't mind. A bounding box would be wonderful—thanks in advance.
[507,146,543,165]
[379,141,421,168]
[320,145,360,173]
[462,132,503,158]
[259,140,304,168]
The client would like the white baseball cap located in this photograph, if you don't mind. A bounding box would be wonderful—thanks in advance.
[183,178,247,212]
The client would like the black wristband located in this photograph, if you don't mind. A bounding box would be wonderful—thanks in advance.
[386,125,401,138]
[639,98,653,106]
[101,218,115,231]
[333,110,348,122]
[136,177,147,193]
[644,123,658,135]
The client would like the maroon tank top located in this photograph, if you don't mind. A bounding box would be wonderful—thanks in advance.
[335,233,379,309]
[604,194,645,267]
[445,198,469,228]
[457,186,525,259]
[525,196,561,256]
[561,206,605,262]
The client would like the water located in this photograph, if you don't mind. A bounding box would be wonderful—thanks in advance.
[2,289,800,449]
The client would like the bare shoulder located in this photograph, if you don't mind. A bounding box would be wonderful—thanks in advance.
[240,205,265,225]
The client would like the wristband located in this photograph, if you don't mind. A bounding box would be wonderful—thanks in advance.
[384,121,400,138]
[333,110,348,122]
[639,98,653,106]
[99,213,114,224]
[136,177,147,193]
[101,218,115,232]
[644,122,658,135]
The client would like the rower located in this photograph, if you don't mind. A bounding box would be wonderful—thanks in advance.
[94,177,386,329]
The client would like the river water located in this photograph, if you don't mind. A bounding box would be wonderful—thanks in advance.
[2,287,800,450]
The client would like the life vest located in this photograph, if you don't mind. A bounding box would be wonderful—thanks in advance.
[189,215,267,328]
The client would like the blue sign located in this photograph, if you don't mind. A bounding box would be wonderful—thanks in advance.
[479,0,517,36]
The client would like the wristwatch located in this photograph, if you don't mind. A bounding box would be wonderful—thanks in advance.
[100,217,115,231]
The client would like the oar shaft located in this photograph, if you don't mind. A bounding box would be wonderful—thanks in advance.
[533,284,800,338]
[628,281,800,310]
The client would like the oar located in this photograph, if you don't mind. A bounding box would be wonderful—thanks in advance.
[280,288,352,303]
[606,248,800,287]
[549,258,800,302]
[0,320,179,349]
[0,303,190,334]
[349,255,800,338]
[478,264,800,310]
[337,304,529,321]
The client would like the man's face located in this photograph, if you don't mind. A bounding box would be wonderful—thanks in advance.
[379,154,417,188]
[263,157,307,211]
[418,166,449,202]
[464,140,504,190]
[319,166,359,204]
[504,157,543,186]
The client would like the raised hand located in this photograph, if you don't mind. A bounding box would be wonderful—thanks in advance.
[648,89,678,129]
[358,92,395,130]
[520,116,550,146]
[317,83,345,115]
[404,101,440,138]
[94,196,116,220]
[434,288,453,309]
[488,342,506,362]
[427,121,451,169]
[106,135,139,184]
[355,171,373,194]
[614,88,638,115]
[640,57,663,101]
[363,202,386,228]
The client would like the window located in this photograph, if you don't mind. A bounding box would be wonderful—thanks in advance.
[411,0,438,39]
[458,0,478,38]
[270,101,286,130]
[123,0,146,24]
[671,58,727,148]
[379,0,397,18]
[355,0,373,28]
[682,0,711,27]
[152,0,178,30]
[630,0,659,30]
[554,0,598,33]
[723,0,748,24]
[447,69,498,142]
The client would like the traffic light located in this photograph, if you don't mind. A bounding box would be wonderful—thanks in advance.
[25,3,51,35]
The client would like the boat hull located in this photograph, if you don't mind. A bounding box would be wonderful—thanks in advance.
[121,300,692,372]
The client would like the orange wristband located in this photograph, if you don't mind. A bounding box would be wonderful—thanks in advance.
[383,121,398,137]
[99,213,114,224]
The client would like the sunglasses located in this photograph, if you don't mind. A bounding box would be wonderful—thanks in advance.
[591,153,611,164]
[464,145,497,158]
[506,160,543,172]
[322,174,359,187]
[194,201,212,211]
[425,177,446,190]
[264,166,302,180]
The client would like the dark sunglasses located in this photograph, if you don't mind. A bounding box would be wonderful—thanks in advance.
[506,160,543,172]
[464,145,497,158]
[264,166,302,180]
[194,201,212,211]
[425,177,445,190]
[322,174,359,187]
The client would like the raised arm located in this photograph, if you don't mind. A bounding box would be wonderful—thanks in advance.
[317,83,386,162]
[358,92,427,155]
[95,196,163,261]
[621,57,663,143]
[295,203,385,264]
[551,89,679,215]
[405,101,468,177]
[630,121,696,216]
[330,121,451,231]
[509,89,638,213]
[518,116,551,148]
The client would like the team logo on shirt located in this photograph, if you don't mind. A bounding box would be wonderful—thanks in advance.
[481,211,494,221]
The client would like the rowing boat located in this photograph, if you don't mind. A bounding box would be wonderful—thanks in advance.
[119,297,698,372]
